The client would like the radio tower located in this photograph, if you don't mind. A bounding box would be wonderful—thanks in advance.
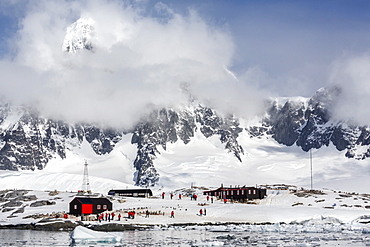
[82,160,91,194]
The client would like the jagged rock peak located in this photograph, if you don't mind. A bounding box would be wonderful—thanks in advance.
[62,17,95,53]
[309,85,342,110]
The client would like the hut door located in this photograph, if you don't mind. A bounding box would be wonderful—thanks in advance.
[82,204,93,214]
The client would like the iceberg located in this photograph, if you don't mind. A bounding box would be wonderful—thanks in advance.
[70,226,121,244]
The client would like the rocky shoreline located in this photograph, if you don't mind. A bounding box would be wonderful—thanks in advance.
[0,219,276,232]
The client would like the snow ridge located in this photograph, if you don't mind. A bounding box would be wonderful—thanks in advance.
[62,18,95,53]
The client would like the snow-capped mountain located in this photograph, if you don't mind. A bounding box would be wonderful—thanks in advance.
[0,85,369,188]
[0,17,369,189]
[256,85,370,159]
[62,18,95,53]
[0,101,244,187]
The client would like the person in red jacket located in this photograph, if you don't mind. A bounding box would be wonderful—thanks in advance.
[170,211,174,218]
[111,212,115,220]
[118,213,121,221]
[199,209,203,216]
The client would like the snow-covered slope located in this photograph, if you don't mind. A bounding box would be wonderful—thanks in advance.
[62,18,95,53]
[1,95,370,194]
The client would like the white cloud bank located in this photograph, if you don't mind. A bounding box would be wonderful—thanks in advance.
[0,0,265,129]
[3,0,370,128]
[328,54,370,126]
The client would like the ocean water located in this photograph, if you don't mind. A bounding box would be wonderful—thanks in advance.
[1,227,370,246]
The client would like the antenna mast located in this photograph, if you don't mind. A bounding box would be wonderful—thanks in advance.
[310,149,313,190]
[82,160,91,194]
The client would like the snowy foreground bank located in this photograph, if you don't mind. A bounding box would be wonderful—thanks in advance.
[1,185,370,234]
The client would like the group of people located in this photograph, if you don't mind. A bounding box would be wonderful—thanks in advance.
[160,192,219,204]
[98,212,122,222]
[127,211,136,219]
[162,192,182,200]
[206,195,214,203]
[93,192,217,223]
[190,194,198,200]
[199,208,206,216]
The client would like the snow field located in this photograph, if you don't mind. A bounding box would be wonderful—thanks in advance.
[2,185,370,229]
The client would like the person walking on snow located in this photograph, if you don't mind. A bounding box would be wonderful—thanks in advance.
[162,192,165,199]
[178,194,182,200]
[170,211,175,218]
[199,209,203,216]
[118,214,121,221]
[111,212,115,220]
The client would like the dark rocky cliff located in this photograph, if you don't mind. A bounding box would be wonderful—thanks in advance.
[1,86,369,186]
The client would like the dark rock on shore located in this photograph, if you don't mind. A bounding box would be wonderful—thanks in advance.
[89,223,152,231]
[0,220,79,231]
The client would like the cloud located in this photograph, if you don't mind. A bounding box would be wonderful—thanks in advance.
[0,0,265,129]
[328,54,370,126]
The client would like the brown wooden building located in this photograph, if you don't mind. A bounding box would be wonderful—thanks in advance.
[69,197,112,216]
[203,185,266,202]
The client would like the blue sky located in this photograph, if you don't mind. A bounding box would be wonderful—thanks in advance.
[0,12,16,56]
[1,0,370,126]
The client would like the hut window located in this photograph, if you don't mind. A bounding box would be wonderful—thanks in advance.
[248,190,251,194]
[74,205,77,210]
[241,190,244,195]
[253,190,256,194]
[103,205,107,210]
[97,205,101,210]
[231,190,233,195]
[237,190,239,195]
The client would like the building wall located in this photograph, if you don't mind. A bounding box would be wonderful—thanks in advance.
[108,189,153,197]
[204,187,266,201]
[69,198,112,216]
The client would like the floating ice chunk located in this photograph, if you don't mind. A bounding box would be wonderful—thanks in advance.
[191,241,224,247]
[70,226,120,244]
[296,215,342,225]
